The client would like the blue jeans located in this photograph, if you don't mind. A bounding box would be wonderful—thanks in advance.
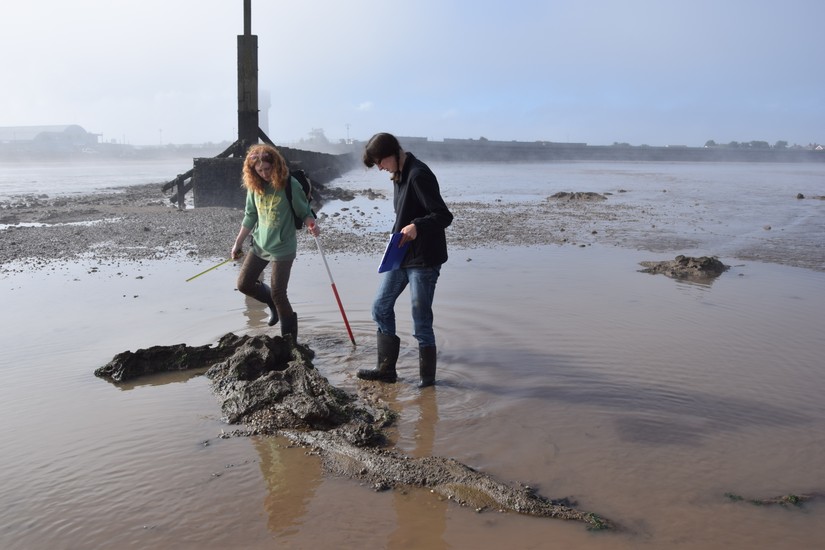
[372,265,441,347]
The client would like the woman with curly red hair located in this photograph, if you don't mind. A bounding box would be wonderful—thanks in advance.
[230,144,319,338]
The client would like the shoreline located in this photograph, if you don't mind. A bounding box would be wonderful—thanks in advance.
[1,181,823,273]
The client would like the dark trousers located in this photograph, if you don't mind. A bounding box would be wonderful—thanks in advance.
[236,252,294,320]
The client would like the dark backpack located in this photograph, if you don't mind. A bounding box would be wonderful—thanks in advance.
[284,169,316,229]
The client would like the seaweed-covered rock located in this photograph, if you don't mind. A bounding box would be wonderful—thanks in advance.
[205,335,389,447]
[725,491,823,508]
[94,333,250,382]
[639,254,729,282]
[548,191,607,201]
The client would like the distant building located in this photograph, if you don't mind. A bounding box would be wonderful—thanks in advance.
[0,125,100,153]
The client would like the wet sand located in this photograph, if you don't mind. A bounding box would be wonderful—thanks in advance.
[2,182,825,549]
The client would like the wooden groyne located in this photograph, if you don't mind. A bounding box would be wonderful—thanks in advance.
[161,136,356,209]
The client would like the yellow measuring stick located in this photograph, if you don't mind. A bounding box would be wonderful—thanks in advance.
[185,257,236,282]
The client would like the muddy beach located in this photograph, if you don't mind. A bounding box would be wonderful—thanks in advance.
[2,164,825,549]
[0,182,611,266]
[2,178,822,272]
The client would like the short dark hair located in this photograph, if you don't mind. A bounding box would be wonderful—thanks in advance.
[363,132,401,168]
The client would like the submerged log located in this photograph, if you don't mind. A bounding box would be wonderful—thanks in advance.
[96,333,615,530]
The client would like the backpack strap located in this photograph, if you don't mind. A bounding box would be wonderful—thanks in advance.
[284,174,302,228]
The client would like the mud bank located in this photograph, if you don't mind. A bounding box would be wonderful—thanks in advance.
[95,334,614,531]
[3,181,823,272]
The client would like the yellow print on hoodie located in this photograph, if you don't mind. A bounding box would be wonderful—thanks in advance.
[256,192,282,228]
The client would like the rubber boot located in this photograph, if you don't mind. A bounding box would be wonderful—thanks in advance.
[255,282,279,326]
[357,331,400,383]
[281,311,298,340]
[418,346,437,388]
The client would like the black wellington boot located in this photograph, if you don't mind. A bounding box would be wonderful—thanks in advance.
[281,311,298,340]
[255,283,279,326]
[418,346,437,388]
[357,331,400,383]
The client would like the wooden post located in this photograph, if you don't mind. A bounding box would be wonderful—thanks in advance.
[237,0,258,155]
[176,176,186,210]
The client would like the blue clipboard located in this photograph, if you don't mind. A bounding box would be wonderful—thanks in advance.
[378,232,409,273]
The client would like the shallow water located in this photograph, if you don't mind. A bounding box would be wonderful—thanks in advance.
[2,241,824,549]
[0,158,194,201]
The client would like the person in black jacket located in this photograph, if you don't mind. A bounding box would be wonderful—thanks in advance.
[356,132,453,387]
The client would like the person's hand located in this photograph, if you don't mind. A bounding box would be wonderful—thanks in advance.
[306,218,320,237]
[399,223,417,245]
[231,244,243,259]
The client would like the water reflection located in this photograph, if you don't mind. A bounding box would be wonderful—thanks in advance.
[242,293,268,329]
[239,267,275,330]
[111,367,207,391]
[255,435,322,535]
[385,387,449,549]
[637,267,724,287]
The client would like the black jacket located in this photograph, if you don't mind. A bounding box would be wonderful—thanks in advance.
[392,153,453,267]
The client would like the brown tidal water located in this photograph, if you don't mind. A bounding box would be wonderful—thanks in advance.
[1,243,824,549]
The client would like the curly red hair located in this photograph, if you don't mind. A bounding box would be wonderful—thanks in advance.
[241,144,289,195]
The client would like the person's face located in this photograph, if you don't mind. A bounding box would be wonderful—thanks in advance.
[251,154,273,180]
[375,155,397,173]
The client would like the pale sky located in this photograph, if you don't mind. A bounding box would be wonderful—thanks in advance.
[2,0,822,147]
